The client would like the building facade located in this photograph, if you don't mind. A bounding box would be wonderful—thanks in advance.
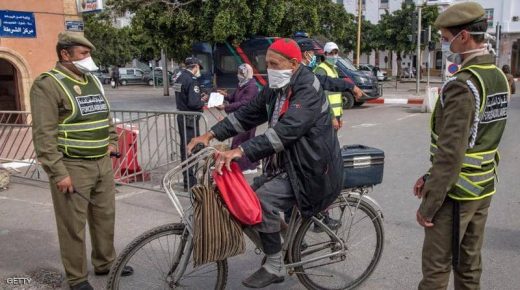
[0,0,84,113]
[338,0,520,76]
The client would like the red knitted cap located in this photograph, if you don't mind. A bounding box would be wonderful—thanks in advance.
[268,38,302,63]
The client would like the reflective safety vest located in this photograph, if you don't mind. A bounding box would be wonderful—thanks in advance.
[315,63,343,117]
[430,64,509,201]
[43,69,111,158]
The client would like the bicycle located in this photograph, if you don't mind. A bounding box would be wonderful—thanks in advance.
[106,146,384,290]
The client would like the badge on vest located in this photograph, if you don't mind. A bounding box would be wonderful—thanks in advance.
[73,85,82,94]
[481,93,508,123]
[76,94,108,116]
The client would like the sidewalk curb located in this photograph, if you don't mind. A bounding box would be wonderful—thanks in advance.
[367,98,423,105]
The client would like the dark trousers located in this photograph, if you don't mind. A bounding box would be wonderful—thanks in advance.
[177,115,200,188]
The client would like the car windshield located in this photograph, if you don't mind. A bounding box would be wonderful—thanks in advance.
[337,57,358,71]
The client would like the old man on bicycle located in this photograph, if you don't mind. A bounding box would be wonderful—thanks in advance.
[188,38,342,288]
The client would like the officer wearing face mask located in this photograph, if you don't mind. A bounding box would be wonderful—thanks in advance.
[413,3,510,289]
[172,57,208,190]
[30,32,133,290]
[188,38,342,288]
[314,42,344,130]
[297,39,363,107]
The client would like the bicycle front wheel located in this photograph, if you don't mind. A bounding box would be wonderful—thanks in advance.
[106,223,228,290]
[291,196,384,290]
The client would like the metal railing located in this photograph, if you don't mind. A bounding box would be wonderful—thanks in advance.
[0,110,219,192]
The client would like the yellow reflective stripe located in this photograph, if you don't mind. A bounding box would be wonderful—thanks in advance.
[455,175,484,196]
[467,149,496,165]
[330,103,343,108]
[58,119,110,132]
[43,72,77,123]
[51,69,88,85]
[461,168,495,184]
[449,190,495,201]
[430,144,485,168]
[317,63,339,78]
[58,137,110,148]
[465,64,497,70]
[64,152,109,159]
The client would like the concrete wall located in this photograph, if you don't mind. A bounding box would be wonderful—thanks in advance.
[0,0,81,112]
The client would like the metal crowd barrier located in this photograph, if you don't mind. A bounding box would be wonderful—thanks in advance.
[0,110,217,192]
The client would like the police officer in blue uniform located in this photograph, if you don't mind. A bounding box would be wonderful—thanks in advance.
[173,57,208,189]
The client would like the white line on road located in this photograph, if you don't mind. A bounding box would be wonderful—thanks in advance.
[0,195,52,207]
[397,113,419,121]
[115,188,163,200]
[351,123,380,128]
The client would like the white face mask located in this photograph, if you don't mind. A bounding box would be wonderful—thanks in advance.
[267,69,292,89]
[441,31,488,65]
[72,56,99,73]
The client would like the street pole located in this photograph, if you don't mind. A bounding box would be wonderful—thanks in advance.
[416,3,422,95]
[427,25,431,89]
[356,0,362,67]
[161,48,169,96]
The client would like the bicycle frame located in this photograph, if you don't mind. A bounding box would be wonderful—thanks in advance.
[162,148,384,284]
[284,187,383,272]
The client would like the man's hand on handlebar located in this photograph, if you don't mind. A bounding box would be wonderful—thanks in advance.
[187,131,214,154]
[214,148,243,175]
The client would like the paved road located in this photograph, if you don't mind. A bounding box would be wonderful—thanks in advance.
[1,90,519,289]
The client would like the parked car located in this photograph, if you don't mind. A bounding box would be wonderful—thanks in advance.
[359,64,387,81]
[335,57,382,108]
[118,68,155,86]
[92,70,111,84]
[146,67,174,86]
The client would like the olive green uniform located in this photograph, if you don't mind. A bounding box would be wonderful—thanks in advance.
[30,62,118,286]
[418,54,509,290]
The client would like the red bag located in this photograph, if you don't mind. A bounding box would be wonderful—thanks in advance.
[212,162,262,225]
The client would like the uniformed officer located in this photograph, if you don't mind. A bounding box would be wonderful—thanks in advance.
[30,32,132,290]
[413,3,510,289]
[314,42,344,130]
[172,57,208,189]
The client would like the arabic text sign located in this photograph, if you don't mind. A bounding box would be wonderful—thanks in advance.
[0,10,36,38]
[65,21,84,32]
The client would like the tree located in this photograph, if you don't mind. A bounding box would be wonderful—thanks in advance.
[374,3,439,77]
[84,13,136,68]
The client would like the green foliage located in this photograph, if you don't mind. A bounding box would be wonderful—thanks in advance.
[84,13,136,67]
[85,0,440,64]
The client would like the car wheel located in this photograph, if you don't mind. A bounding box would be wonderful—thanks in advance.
[342,92,355,110]
[121,80,128,86]
[148,79,154,86]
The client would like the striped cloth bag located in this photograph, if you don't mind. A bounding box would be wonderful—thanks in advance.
[192,183,245,267]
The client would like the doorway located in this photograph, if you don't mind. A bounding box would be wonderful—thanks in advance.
[0,58,20,111]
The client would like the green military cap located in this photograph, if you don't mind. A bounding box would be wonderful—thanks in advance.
[57,31,96,50]
[434,2,486,29]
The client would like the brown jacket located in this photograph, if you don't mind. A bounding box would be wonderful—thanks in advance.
[418,55,498,220]
[30,63,117,183]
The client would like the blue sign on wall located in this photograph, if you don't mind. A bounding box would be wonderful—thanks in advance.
[65,20,84,32]
[0,10,36,38]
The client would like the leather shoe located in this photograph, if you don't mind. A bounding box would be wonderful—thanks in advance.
[70,281,93,290]
[242,267,284,288]
[95,265,134,276]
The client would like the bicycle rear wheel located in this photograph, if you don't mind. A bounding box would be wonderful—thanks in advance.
[106,223,227,290]
[291,196,384,290]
